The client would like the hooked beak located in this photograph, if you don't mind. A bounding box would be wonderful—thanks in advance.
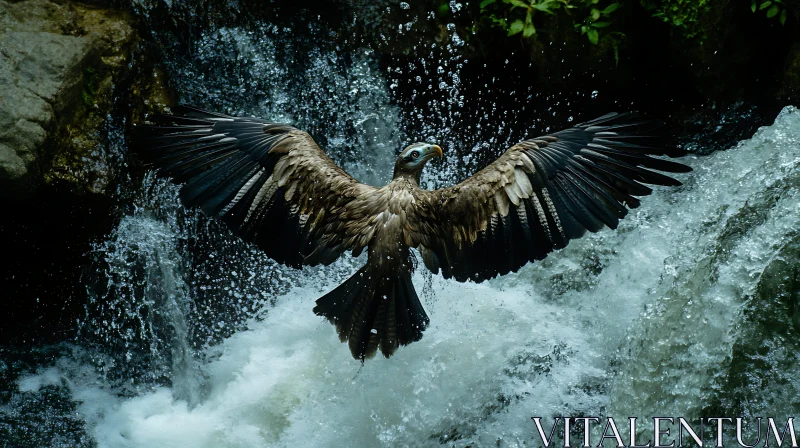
[426,144,443,159]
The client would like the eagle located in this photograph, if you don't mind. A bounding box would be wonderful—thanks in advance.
[138,106,690,361]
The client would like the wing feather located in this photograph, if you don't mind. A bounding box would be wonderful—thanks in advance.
[137,105,379,268]
[411,112,691,282]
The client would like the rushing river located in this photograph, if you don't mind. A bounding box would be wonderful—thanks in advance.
[4,3,800,448]
[56,105,799,448]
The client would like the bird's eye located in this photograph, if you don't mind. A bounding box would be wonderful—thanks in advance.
[411,151,420,159]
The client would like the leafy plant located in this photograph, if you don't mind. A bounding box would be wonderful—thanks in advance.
[640,0,711,39]
[606,31,626,65]
[480,0,573,38]
[751,0,789,25]
[479,0,622,45]
[575,1,620,44]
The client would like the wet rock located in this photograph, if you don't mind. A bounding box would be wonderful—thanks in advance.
[0,0,158,346]
[0,0,135,199]
[605,107,800,433]
[780,42,800,99]
[704,233,800,420]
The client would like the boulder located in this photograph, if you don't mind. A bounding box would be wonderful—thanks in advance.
[0,0,134,199]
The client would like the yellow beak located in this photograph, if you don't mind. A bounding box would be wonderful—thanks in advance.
[429,145,443,158]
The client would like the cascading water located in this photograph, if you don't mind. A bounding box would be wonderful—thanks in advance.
[81,175,204,406]
[5,2,800,447]
[45,106,799,448]
[163,23,401,185]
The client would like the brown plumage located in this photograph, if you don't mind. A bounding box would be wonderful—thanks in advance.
[138,106,691,361]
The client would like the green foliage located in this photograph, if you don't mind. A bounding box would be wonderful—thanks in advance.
[751,0,789,25]
[606,31,626,65]
[575,0,620,44]
[481,0,573,38]
[479,0,622,44]
[81,67,97,107]
[640,0,711,39]
[437,1,450,17]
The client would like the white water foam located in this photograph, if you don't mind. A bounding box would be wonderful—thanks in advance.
[18,106,800,447]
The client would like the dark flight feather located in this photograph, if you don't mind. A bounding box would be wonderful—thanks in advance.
[136,107,379,270]
[412,112,691,283]
[137,107,690,361]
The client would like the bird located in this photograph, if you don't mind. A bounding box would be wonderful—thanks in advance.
[137,105,690,361]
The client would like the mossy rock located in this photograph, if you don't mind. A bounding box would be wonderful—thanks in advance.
[0,0,138,198]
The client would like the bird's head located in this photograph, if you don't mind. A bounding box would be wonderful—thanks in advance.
[393,143,443,181]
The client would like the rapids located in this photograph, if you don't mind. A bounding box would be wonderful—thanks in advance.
[4,4,800,448]
[69,106,799,448]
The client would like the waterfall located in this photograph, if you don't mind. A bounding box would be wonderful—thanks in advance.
[6,2,799,445]
[41,107,798,447]
[80,176,203,406]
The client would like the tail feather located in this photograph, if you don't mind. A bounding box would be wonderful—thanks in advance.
[313,267,429,360]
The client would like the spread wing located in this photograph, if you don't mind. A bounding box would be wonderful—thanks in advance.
[411,112,691,282]
[137,105,381,268]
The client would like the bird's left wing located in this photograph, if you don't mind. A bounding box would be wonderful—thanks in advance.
[409,112,691,283]
[137,106,381,268]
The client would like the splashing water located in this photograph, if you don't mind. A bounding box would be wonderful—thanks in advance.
[166,24,401,185]
[80,179,203,406]
[20,106,800,446]
[7,3,800,445]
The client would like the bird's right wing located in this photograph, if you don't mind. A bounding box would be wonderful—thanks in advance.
[137,106,382,268]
